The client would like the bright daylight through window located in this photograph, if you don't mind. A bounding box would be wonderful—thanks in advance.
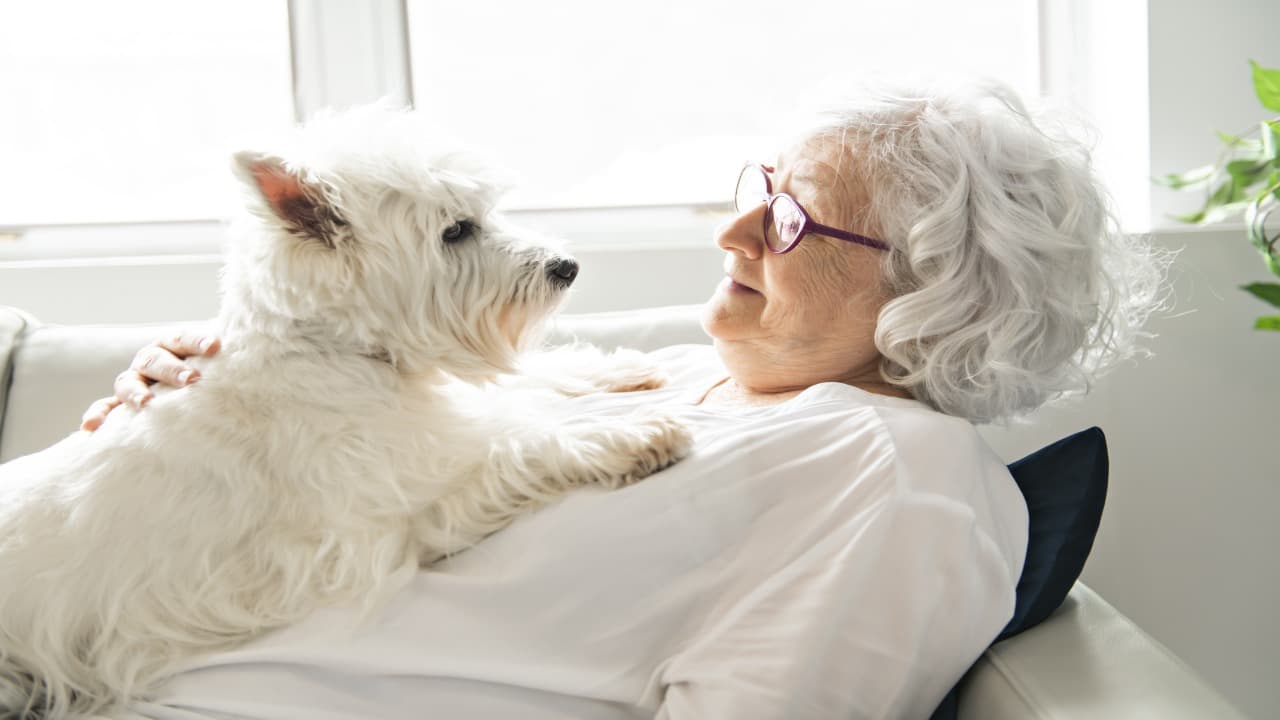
[406,0,1038,210]
[0,1,294,227]
[1,1,1040,226]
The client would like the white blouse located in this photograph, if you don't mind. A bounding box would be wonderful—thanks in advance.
[127,344,1028,720]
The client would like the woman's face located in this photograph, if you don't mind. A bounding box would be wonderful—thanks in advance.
[701,134,893,393]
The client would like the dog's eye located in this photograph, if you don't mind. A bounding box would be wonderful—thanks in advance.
[442,220,475,244]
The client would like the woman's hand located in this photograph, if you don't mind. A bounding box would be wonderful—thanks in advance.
[80,332,221,431]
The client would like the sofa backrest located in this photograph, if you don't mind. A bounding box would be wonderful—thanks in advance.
[0,307,33,455]
[0,305,709,463]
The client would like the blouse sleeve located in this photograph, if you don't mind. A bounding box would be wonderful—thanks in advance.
[653,480,1021,720]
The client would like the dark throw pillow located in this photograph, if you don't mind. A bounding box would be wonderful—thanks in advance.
[997,425,1109,641]
[929,426,1109,720]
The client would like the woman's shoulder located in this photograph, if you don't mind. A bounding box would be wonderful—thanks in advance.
[780,386,1025,545]
[800,383,1000,478]
[858,400,1028,574]
[875,403,1009,494]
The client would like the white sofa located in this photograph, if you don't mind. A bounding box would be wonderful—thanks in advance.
[0,305,1247,719]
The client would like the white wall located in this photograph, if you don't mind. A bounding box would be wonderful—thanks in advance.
[1126,5,1280,713]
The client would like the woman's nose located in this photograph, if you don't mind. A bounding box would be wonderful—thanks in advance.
[715,204,765,260]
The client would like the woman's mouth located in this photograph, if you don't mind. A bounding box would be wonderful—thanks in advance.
[725,277,759,295]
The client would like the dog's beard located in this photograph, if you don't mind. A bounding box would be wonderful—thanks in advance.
[450,272,564,381]
[497,298,555,356]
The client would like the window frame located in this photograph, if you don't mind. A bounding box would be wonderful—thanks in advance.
[0,0,1145,262]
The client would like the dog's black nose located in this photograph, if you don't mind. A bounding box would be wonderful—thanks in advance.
[547,258,579,286]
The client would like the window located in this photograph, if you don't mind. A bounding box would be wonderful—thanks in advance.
[3,1,1138,240]
[405,0,1039,210]
[0,1,294,226]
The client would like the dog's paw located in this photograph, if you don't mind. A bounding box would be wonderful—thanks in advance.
[600,410,693,489]
[591,348,669,393]
[514,346,668,396]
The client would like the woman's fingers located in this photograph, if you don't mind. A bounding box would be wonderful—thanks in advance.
[80,396,122,432]
[131,345,194,387]
[131,343,205,388]
[113,331,221,410]
[114,370,155,409]
[156,332,221,360]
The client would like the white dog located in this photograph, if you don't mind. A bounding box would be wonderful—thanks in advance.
[0,107,691,718]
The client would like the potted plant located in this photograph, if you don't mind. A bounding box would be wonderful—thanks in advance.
[1157,60,1280,330]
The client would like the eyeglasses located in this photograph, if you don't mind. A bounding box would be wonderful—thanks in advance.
[733,163,889,254]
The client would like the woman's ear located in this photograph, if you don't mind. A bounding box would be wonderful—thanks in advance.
[231,151,344,248]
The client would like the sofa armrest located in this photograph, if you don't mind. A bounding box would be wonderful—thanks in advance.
[0,307,36,448]
[959,582,1245,719]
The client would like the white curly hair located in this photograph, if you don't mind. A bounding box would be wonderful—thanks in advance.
[805,78,1165,424]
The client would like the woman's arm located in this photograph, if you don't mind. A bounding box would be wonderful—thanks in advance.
[80,332,221,431]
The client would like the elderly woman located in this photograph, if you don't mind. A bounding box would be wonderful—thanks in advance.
[85,79,1156,719]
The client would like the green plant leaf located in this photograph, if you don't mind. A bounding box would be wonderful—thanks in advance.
[1226,159,1260,178]
[1250,182,1279,206]
[1217,129,1244,145]
[1216,130,1264,152]
[1251,60,1280,112]
[1172,180,1250,224]
[1202,200,1252,224]
[1247,197,1271,252]
[1153,164,1215,190]
[1264,120,1280,162]
[1242,282,1280,308]
[1207,178,1235,207]
[1174,203,1252,225]
[1226,159,1272,196]
[1253,315,1280,330]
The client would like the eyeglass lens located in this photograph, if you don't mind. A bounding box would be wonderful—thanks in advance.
[734,165,769,213]
[766,195,804,251]
[736,165,804,252]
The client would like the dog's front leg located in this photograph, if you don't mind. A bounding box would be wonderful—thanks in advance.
[503,344,668,396]
[414,410,692,563]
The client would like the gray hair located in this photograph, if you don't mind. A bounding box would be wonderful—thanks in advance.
[808,79,1165,424]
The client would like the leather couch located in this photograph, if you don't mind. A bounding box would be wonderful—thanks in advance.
[0,305,1248,719]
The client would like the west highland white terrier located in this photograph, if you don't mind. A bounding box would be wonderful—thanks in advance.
[0,106,691,718]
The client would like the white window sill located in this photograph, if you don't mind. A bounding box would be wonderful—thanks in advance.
[0,204,729,265]
[0,205,731,325]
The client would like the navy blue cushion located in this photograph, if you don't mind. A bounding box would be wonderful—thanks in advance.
[997,425,1108,642]
[928,426,1109,719]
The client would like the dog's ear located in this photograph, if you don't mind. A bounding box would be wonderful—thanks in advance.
[232,152,345,248]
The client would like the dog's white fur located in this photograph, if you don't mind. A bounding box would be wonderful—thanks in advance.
[0,106,690,718]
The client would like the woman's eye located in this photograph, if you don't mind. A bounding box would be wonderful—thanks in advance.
[442,220,475,243]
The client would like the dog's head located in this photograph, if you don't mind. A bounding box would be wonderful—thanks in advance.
[223,105,574,381]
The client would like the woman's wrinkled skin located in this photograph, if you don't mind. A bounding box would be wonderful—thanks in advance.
[700,135,910,408]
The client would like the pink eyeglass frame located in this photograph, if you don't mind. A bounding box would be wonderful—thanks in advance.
[736,163,890,253]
